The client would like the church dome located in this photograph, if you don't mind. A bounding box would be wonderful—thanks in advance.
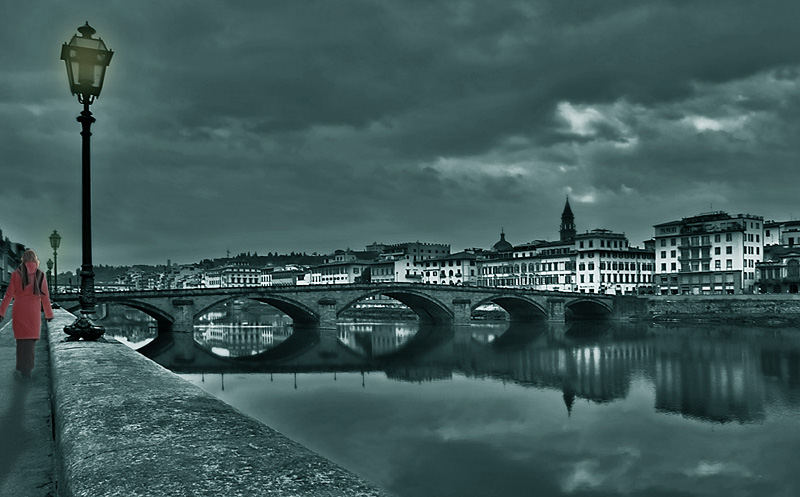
[492,231,513,252]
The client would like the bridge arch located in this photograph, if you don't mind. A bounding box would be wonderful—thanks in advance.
[338,288,454,324]
[194,294,320,325]
[565,298,612,320]
[471,295,548,322]
[74,299,174,331]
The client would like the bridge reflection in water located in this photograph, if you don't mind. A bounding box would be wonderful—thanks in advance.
[104,319,800,425]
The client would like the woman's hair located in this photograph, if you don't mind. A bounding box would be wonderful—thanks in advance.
[21,249,39,263]
[18,249,44,295]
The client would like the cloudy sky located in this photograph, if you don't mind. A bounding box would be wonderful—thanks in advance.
[3,0,800,271]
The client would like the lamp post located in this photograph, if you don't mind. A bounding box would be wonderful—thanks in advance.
[60,22,113,340]
[46,259,54,292]
[49,230,61,307]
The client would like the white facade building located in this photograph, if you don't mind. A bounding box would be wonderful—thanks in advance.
[654,212,763,295]
[574,230,654,295]
[418,251,479,285]
[203,264,261,288]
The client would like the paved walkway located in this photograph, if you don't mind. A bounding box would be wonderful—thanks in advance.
[0,308,56,497]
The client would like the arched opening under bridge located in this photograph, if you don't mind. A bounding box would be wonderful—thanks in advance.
[82,300,172,350]
[337,290,454,356]
[471,295,548,322]
[192,296,317,359]
[565,299,612,321]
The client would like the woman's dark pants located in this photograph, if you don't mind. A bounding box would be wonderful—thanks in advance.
[16,339,36,377]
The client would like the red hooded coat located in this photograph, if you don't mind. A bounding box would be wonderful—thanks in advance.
[1,267,54,339]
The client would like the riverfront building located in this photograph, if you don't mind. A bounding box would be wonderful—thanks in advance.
[574,230,655,294]
[478,200,654,294]
[0,229,24,290]
[202,263,262,288]
[418,251,480,285]
[365,241,450,261]
[763,220,800,247]
[653,212,764,295]
[756,220,800,293]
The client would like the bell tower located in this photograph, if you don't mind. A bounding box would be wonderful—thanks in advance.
[560,197,576,242]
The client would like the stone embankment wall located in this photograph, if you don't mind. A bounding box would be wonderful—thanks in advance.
[47,309,390,497]
[647,294,800,324]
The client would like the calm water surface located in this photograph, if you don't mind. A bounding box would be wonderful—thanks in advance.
[117,319,800,497]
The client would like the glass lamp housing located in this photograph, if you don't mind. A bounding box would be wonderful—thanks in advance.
[50,230,61,250]
[60,23,113,100]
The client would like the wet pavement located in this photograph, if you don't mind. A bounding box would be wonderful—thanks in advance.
[0,309,55,497]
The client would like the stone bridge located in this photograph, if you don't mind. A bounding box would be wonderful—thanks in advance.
[54,283,646,332]
[54,284,647,368]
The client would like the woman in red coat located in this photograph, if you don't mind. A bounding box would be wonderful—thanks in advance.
[0,249,54,378]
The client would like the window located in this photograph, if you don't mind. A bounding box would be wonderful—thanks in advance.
[580,241,584,248]
[726,233,732,242]
[702,236,710,245]
[589,274,594,283]
[671,262,676,271]
[714,234,720,243]
[589,241,594,248]
[661,251,667,258]
[726,246,732,254]
[661,263,666,271]
[691,236,699,246]
[588,263,595,270]
[580,275,585,283]
[726,260,732,269]
[670,250,676,257]
[671,238,677,246]
[766,230,771,236]
[756,234,760,243]
[601,240,606,247]
[715,260,721,269]
[660,239,666,247]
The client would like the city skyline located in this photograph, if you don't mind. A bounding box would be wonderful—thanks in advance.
[3,1,800,272]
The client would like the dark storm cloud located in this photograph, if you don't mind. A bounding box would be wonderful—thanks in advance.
[2,0,800,268]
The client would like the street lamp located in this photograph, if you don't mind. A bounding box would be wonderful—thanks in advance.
[49,230,61,301]
[60,22,113,340]
[46,259,54,291]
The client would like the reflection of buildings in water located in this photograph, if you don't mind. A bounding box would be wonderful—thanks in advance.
[193,324,292,357]
[196,304,293,326]
[761,348,800,387]
[337,323,418,356]
[490,337,766,423]
[499,343,653,404]
[108,323,158,342]
[198,311,226,323]
[385,366,453,383]
[653,338,765,423]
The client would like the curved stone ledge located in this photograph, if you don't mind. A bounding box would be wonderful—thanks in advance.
[47,309,390,497]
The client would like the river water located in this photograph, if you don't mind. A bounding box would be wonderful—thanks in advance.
[109,319,800,497]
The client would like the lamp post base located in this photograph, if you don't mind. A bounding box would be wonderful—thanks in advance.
[63,314,105,341]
